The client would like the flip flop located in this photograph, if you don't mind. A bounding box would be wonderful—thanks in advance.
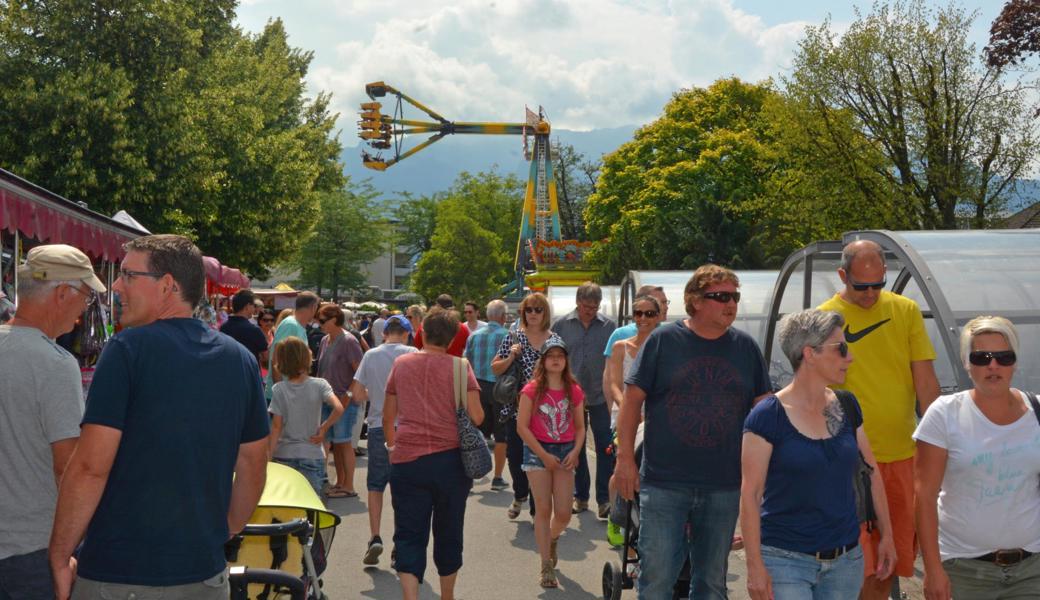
[326,487,358,498]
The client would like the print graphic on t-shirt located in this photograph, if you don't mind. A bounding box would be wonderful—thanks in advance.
[666,356,746,448]
[843,319,891,343]
[538,394,571,441]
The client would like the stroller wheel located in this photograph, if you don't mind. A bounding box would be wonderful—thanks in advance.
[602,561,623,600]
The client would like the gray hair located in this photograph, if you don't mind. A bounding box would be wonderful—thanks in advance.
[778,309,845,372]
[960,315,1019,370]
[16,277,78,300]
[576,281,602,304]
[486,299,507,321]
[840,240,885,273]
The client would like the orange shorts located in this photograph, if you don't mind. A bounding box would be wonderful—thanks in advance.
[860,456,917,579]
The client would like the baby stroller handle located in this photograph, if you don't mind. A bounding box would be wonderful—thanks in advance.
[240,518,311,538]
[228,566,305,600]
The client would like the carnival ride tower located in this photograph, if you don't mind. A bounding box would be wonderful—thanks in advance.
[358,81,594,296]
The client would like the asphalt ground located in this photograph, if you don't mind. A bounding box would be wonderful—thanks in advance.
[314,440,925,599]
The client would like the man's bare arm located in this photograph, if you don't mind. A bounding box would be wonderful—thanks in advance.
[50,438,78,487]
[911,360,941,416]
[228,438,268,535]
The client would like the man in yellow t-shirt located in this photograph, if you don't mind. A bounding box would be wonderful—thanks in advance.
[818,239,940,600]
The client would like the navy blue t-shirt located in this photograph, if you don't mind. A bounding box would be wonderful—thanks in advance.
[626,320,770,490]
[78,318,270,585]
[219,315,269,365]
[743,394,862,553]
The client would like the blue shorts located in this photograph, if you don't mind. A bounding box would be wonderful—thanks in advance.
[327,402,359,444]
[366,427,391,492]
[521,441,576,472]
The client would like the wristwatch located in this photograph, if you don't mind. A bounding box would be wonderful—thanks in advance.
[384,442,395,452]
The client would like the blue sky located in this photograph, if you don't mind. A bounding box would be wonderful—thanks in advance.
[235,0,1008,133]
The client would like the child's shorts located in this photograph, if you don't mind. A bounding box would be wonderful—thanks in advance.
[522,441,576,472]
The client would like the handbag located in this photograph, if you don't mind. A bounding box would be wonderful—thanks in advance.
[492,332,523,407]
[453,356,493,479]
[835,390,878,531]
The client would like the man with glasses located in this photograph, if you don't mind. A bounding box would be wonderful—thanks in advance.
[818,239,940,600]
[49,235,269,599]
[0,245,104,600]
[551,281,617,516]
[615,264,771,599]
[221,289,269,367]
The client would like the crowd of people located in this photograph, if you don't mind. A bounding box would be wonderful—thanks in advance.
[1,234,1039,600]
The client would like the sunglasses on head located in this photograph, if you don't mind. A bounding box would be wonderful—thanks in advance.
[968,350,1016,367]
[524,306,545,314]
[816,341,849,357]
[847,274,886,292]
[633,309,659,318]
[702,291,740,304]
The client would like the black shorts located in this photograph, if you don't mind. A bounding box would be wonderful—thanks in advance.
[477,379,507,442]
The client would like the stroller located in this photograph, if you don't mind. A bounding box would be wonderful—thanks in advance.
[226,462,341,600]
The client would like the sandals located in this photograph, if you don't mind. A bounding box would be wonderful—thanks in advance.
[507,499,524,519]
[539,559,558,588]
[326,486,358,498]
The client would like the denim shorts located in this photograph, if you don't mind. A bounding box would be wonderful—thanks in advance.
[761,543,864,600]
[366,427,391,492]
[522,441,576,471]
[327,402,359,444]
[273,457,326,495]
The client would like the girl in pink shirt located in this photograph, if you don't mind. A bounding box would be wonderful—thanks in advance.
[516,339,586,588]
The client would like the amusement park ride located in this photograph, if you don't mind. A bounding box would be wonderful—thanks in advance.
[357,81,595,297]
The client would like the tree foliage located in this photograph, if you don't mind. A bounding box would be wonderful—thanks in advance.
[0,3,343,276]
[786,0,1038,229]
[294,182,385,302]
[552,140,600,241]
[986,0,1040,68]
[393,192,442,257]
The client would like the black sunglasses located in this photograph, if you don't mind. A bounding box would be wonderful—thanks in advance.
[524,306,545,314]
[968,350,1016,367]
[702,291,740,304]
[817,341,850,358]
[317,318,330,324]
[633,309,659,318]
[847,274,886,292]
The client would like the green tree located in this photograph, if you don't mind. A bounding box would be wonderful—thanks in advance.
[409,203,506,304]
[0,4,342,276]
[786,0,1038,229]
[551,140,600,241]
[294,182,385,301]
[438,170,524,272]
[393,192,442,256]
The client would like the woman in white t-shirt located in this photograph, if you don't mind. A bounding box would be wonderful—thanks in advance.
[914,315,1040,600]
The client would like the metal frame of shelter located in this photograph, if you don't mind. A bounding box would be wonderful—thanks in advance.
[762,230,970,390]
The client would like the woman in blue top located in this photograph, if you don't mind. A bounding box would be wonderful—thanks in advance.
[740,309,896,599]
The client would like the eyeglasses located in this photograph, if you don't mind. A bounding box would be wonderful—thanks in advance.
[816,341,849,358]
[119,268,164,283]
[317,318,330,325]
[847,274,886,291]
[66,284,96,306]
[968,350,1016,367]
[702,291,740,304]
[524,306,545,314]
[260,317,274,323]
[633,309,659,318]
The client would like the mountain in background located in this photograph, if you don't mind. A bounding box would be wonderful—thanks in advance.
[343,125,638,199]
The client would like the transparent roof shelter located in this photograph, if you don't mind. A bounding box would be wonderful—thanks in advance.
[764,229,1040,393]
[547,285,621,324]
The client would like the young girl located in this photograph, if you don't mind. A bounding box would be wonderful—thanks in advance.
[269,337,344,495]
[516,339,586,588]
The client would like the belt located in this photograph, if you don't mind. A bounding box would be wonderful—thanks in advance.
[974,549,1034,566]
[804,540,858,561]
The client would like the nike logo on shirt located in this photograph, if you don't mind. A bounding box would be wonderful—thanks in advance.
[844,319,891,343]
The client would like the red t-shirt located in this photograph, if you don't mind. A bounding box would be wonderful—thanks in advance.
[521,381,585,444]
[385,353,480,464]
[414,324,470,357]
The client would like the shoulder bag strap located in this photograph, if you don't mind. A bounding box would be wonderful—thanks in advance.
[1026,391,1040,428]
[453,357,468,410]
[833,389,854,423]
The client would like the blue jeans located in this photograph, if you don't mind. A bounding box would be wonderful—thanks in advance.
[0,548,54,600]
[575,402,614,505]
[761,544,863,600]
[273,457,326,495]
[637,484,739,600]
[366,427,391,492]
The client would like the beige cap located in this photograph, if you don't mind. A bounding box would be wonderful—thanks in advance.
[18,244,107,293]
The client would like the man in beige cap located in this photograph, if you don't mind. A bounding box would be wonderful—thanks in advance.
[0,244,104,600]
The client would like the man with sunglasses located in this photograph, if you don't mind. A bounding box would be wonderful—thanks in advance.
[0,245,104,600]
[819,239,940,600]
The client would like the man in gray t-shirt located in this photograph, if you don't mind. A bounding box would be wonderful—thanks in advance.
[0,244,105,599]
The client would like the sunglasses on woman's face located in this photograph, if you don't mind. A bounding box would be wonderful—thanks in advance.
[633,309,659,318]
[260,318,274,323]
[524,306,545,314]
[816,341,849,358]
[317,318,329,325]
[968,350,1016,367]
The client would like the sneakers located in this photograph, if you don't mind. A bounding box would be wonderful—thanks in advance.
[491,477,509,491]
[539,559,558,588]
[363,536,383,565]
[508,498,525,519]
[607,522,625,547]
[571,499,589,514]
[597,503,610,519]
[549,536,559,567]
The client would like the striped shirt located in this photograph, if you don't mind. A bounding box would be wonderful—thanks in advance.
[464,321,508,382]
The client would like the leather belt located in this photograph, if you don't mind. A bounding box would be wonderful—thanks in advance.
[974,549,1033,566]
[804,540,858,561]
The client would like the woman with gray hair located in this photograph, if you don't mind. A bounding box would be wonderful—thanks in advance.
[915,316,1040,600]
[740,308,895,599]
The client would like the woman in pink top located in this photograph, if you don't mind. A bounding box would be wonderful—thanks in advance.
[383,308,483,600]
[516,339,586,588]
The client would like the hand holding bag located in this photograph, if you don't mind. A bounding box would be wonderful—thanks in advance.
[492,333,522,407]
[453,356,493,479]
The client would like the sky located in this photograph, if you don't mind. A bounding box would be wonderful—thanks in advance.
[235,0,1008,134]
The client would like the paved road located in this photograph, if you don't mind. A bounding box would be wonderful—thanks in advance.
[315,442,925,599]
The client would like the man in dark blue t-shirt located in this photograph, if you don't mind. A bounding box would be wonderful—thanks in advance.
[616,264,770,600]
[49,235,269,599]
[220,288,269,366]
